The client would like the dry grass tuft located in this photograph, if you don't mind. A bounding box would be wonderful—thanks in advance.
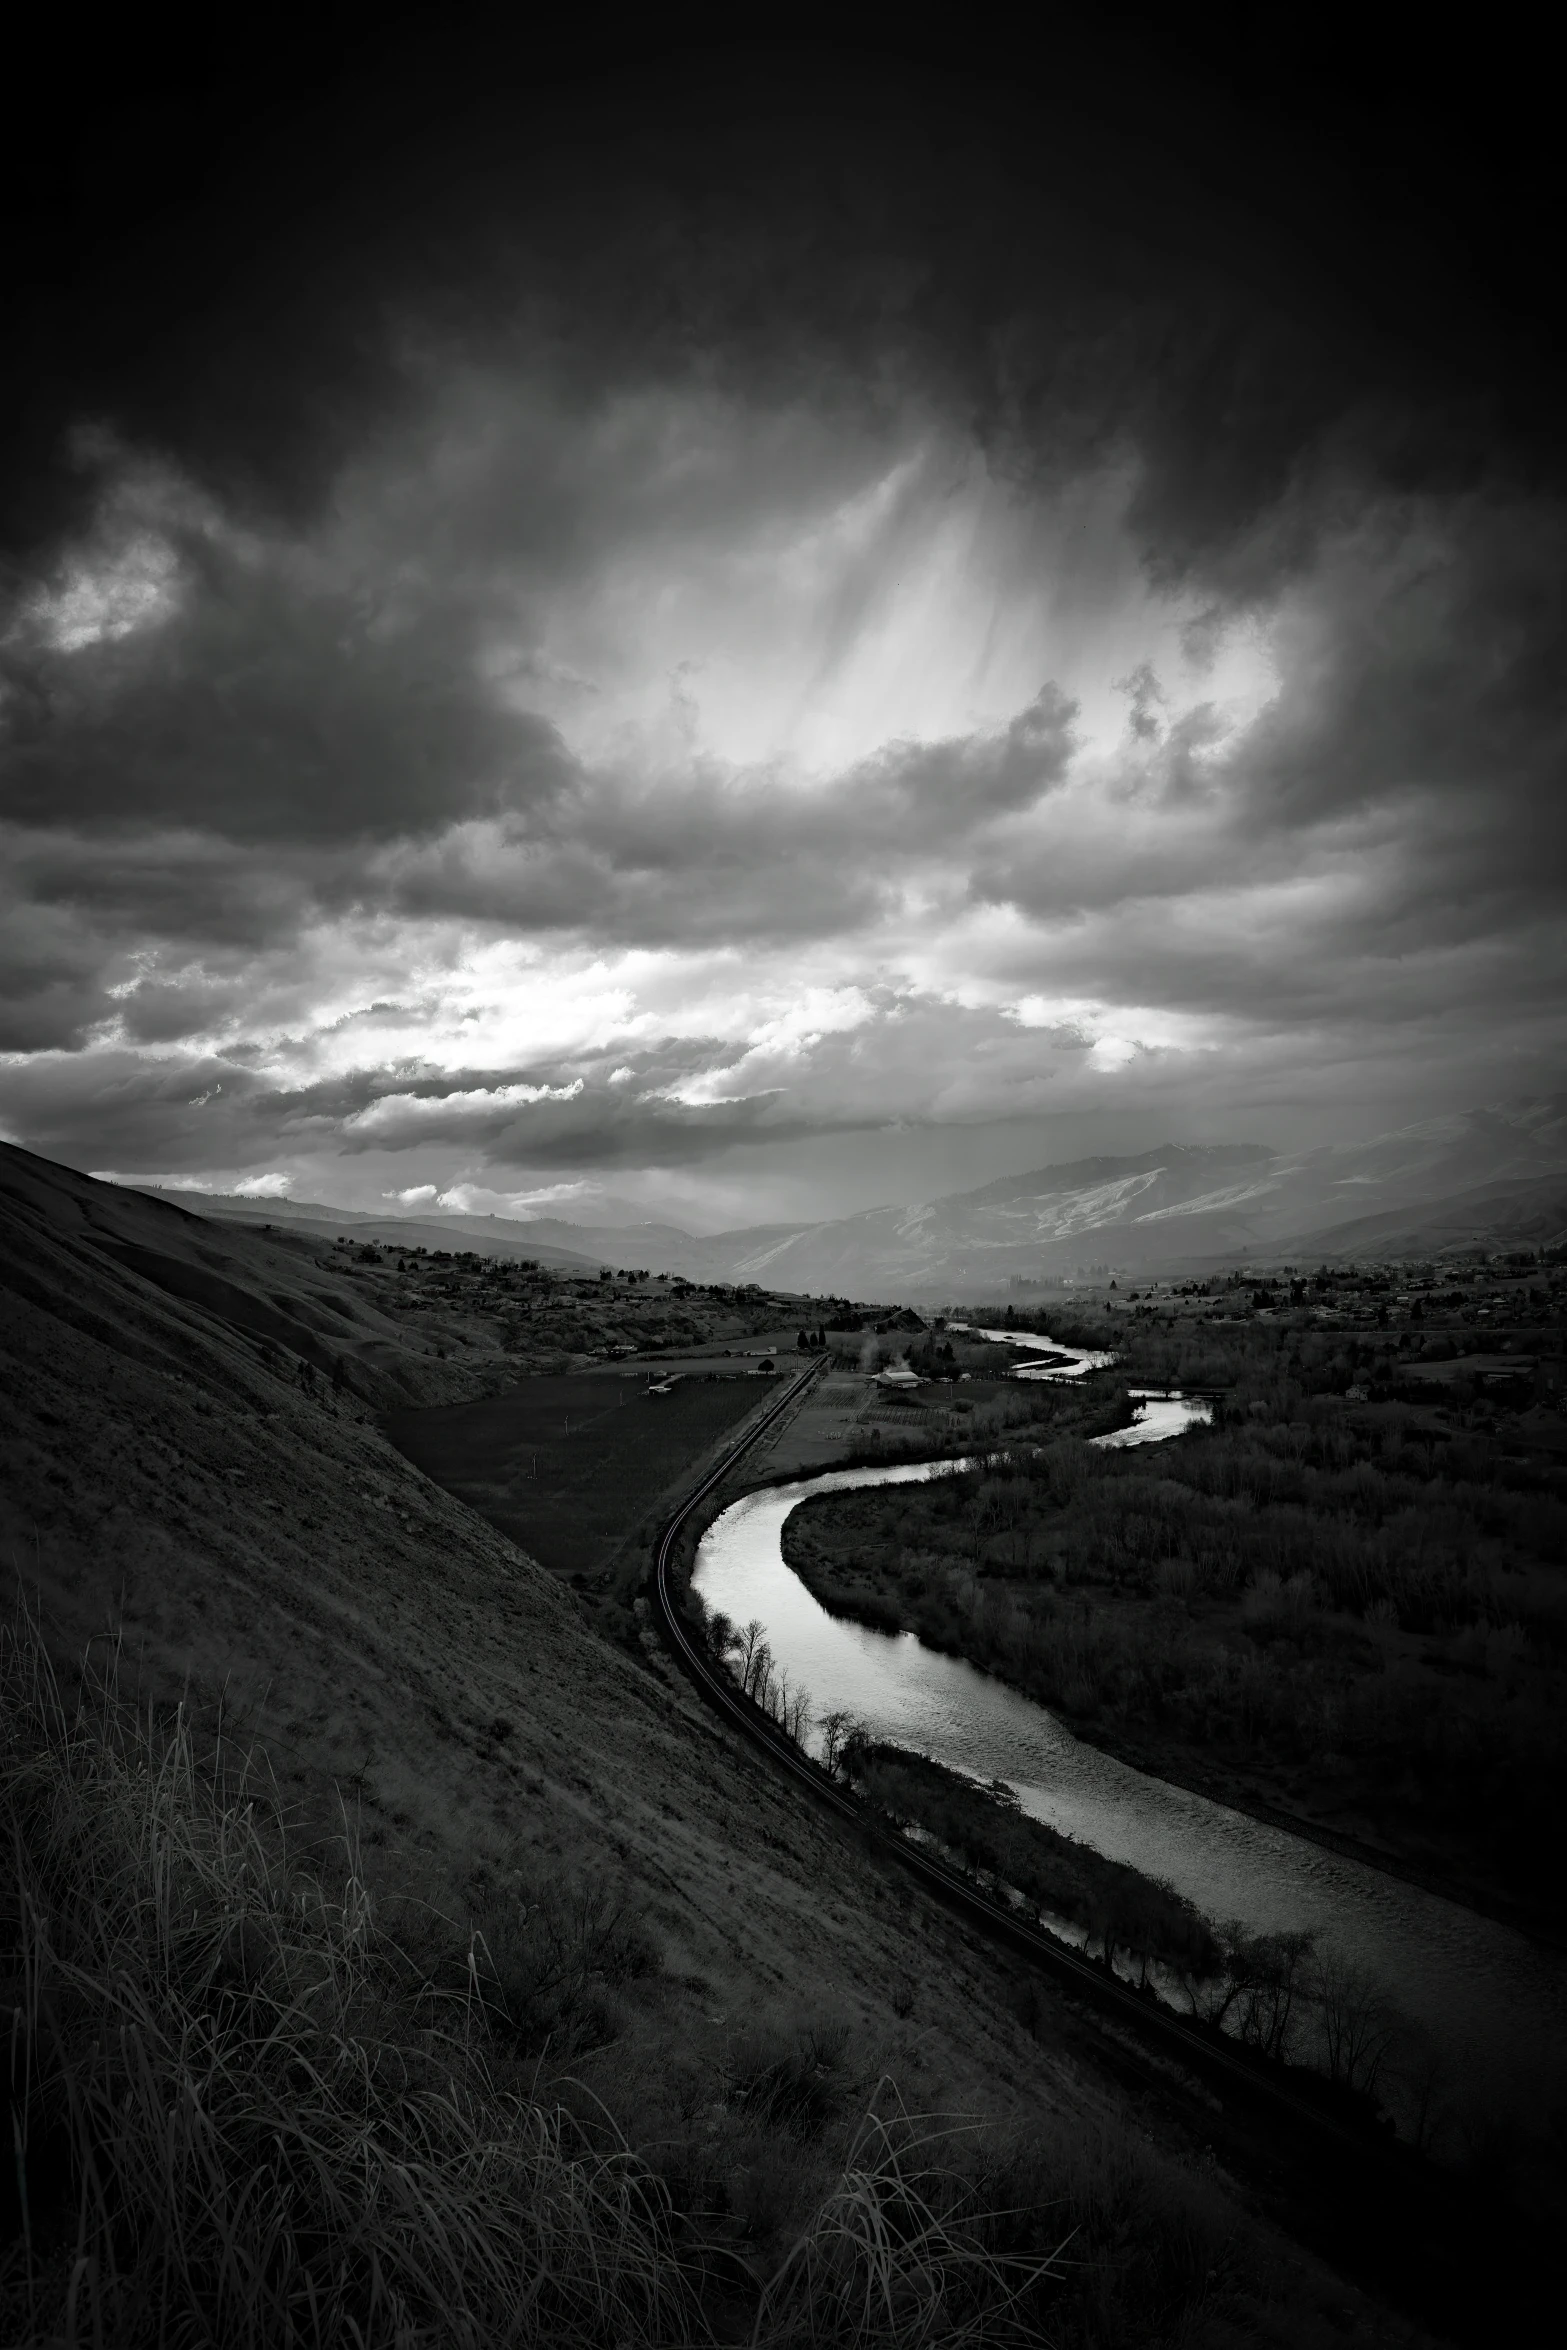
[752,2098,1065,2349]
[6,1602,1309,2347]
[0,1612,1068,2349]
[0,1609,693,2348]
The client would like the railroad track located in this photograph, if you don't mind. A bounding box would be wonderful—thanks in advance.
[651,1362,1363,2130]
[645,1358,1495,2335]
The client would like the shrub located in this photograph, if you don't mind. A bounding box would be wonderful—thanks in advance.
[966,2119,1245,2350]
[462,1871,659,2057]
[725,2014,856,2138]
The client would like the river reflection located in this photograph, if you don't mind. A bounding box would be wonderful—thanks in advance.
[1098,1392,1212,1445]
[693,1415,1567,2127]
[948,1321,1116,1379]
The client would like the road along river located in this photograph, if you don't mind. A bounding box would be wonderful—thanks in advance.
[693,1337,1567,2130]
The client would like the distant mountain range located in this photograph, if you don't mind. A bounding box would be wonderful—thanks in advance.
[143,1097,1567,1298]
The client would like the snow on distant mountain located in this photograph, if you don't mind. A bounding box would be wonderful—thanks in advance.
[708,1146,1281,1290]
[695,1102,1567,1290]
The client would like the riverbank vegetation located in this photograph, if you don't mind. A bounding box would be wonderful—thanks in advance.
[781,1351,1567,1932]
[690,1600,1223,1986]
[829,1741,1431,2131]
[688,1608,1424,2130]
[836,1358,1135,1472]
[840,1740,1221,1980]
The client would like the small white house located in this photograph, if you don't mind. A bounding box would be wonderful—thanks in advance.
[875,1363,922,1391]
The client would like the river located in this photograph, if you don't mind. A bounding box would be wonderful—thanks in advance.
[693,1330,1567,2129]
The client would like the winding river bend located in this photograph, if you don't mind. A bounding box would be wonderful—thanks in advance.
[694,1332,1567,2127]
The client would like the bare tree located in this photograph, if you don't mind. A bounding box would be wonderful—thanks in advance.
[1190,1926,1313,2059]
[818,1709,857,1777]
[1235,1929,1314,2060]
[747,1642,776,1711]
[731,1618,767,1688]
[1313,1952,1396,2098]
[781,1680,813,1747]
[759,1665,813,1747]
[1393,2021,1453,2156]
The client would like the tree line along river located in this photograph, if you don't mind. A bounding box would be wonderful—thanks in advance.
[692,1328,1567,2133]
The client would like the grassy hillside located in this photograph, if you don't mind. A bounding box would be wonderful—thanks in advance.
[0,1147,1438,2345]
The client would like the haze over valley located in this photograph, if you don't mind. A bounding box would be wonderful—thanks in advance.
[156,1095,1567,1294]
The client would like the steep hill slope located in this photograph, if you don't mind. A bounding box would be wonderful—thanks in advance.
[3,1147,505,1411]
[0,1145,1103,2154]
[142,1187,605,1271]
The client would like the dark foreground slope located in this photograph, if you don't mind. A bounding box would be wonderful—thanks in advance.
[1,1143,506,1412]
[0,1147,1438,2346]
[3,1146,999,2066]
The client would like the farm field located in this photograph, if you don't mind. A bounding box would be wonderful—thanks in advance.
[384,1371,769,1585]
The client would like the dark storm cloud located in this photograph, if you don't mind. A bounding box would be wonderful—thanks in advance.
[0,896,108,1052]
[339,1083,831,1168]
[9,827,317,947]
[0,572,1074,995]
[0,820,341,1052]
[0,1045,272,1167]
[2,33,1563,1197]
[3,1042,849,1175]
[1243,500,1567,849]
[1,523,574,844]
[7,51,1554,778]
[12,33,1557,583]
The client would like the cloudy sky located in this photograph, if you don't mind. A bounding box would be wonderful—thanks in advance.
[3,30,1562,1230]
